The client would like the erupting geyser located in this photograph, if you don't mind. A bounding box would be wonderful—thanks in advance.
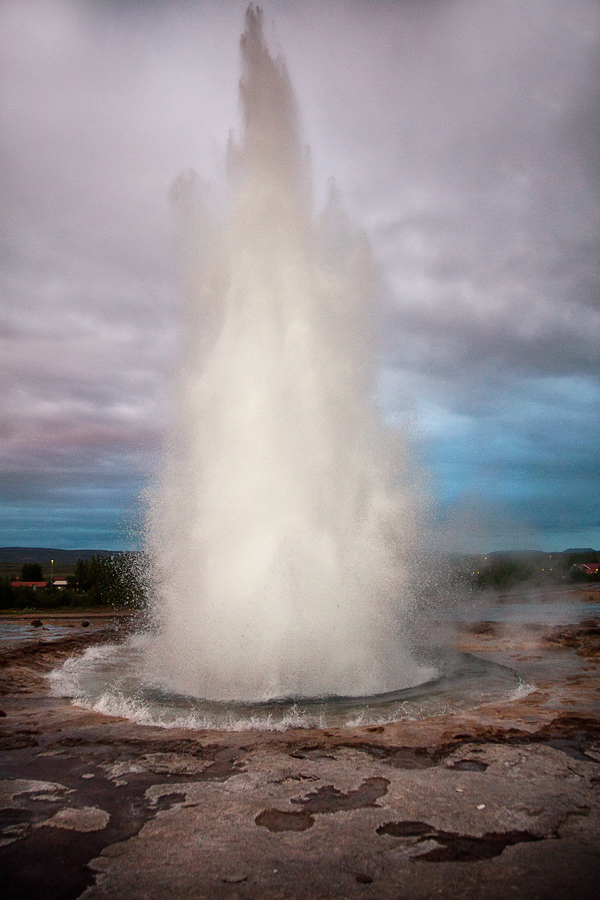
[145,6,429,703]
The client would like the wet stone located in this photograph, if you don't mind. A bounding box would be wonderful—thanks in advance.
[291,776,389,813]
[221,870,248,883]
[289,748,336,760]
[0,733,39,751]
[358,745,438,769]
[43,805,110,832]
[415,829,544,862]
[0,807,35,845]
[376,820,544,862]
[448,759,489,772]
[153,792,187,812]
[2,596,600,899]
[255,807,315,832]
[377,820,433,838]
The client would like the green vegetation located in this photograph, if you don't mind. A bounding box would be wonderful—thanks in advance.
[472,557,534,590]
[469,550,599,591]
[20,562,44,581]
[566,550,599,564]
[0,545,597,611]
[68,554,148,608]
[0,552,149,611]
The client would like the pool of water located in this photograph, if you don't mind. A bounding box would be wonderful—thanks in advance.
[457,592,600,625]
[445,586,600,626]
[0,618,117,646]
[49,634,528,731]
[17,591,596,731]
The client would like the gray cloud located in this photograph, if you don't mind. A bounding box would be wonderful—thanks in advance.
[0,0,598,550]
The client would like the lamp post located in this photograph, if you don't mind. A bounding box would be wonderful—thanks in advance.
[50,559,54,586]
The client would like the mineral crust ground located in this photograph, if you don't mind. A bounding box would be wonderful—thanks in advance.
[1,588,599,900]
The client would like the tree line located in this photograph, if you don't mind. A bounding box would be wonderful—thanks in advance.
[471,550,599,591]
[0,553,149,611]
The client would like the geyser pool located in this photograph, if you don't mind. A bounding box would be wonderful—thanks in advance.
[50,638,527,731]
[140,5,431,705]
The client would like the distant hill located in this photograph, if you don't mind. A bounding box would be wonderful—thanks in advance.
[0,547,129,565]
[486,550,546,557]
[486,548,597,557]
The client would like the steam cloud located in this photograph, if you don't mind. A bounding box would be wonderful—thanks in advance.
[0,0,598,551]
[145,7,429,701]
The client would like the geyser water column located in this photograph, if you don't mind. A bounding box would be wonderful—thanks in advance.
[146,5,428,703]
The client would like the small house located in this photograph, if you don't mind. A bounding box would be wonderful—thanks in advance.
[10,581,48,591]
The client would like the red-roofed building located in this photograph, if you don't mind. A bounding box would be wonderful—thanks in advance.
[573,563,600,575]
[10,581,48,590]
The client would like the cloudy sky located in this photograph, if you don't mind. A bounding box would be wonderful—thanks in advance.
[1,0,598,553]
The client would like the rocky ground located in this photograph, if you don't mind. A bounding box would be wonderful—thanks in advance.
[1,592,599,900]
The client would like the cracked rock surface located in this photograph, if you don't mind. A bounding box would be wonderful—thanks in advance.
[1,596,599,899]
[79,742,600,900]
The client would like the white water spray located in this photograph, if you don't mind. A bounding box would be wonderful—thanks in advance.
[145,6,428,702]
